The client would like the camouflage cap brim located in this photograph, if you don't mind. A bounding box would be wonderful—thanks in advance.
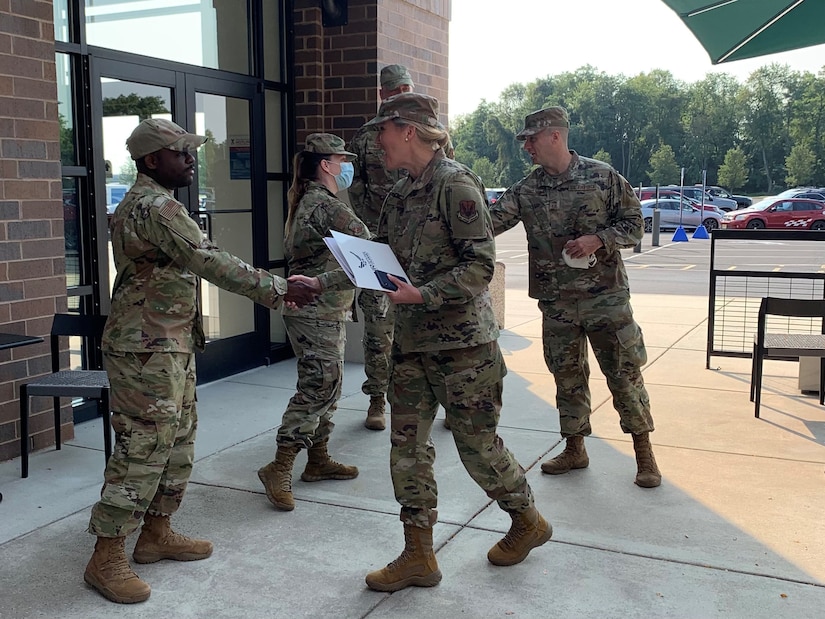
[166,134,208,153]
[364,111,445,130]
[516,127,544,141]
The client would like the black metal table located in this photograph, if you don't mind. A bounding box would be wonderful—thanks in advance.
[0,333,44,351]
[0,332,44,502]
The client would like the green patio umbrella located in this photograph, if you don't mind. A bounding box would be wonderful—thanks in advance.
[661,0,825,63]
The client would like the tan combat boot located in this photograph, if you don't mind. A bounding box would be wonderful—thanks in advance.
[487,506,553,566]
[365,524,442,592]
[632,432,662,488]
[258,444,301,511]
[364,395,386,431]
[301,439,359,481]
[84,536,151,604]
[540,436,589,475]
[132,514,213,564]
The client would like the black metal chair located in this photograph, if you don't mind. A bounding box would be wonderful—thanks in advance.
[751,297,825,418]
[19,314,110,478]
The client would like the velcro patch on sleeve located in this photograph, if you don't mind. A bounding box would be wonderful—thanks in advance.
[157,199,184,221]
[458,199,479,224]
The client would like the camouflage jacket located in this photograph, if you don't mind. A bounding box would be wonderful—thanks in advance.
[347,124,403,233]
[103,173,286,353]
[377,149,498,353]
[491,152,642,301]
[283,181,369,320]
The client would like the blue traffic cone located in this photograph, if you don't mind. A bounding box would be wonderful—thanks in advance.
[692,225,709,239]
[672,226,689,242]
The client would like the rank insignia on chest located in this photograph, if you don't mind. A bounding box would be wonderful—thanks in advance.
[458,199,479,224]
[573,184,598,193]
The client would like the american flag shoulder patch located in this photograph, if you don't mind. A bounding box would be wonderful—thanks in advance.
[157,198,183,220]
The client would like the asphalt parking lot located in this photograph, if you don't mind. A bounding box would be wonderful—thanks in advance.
[496,227,825,297]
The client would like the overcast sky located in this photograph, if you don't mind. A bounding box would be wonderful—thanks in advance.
[448,0,825,118]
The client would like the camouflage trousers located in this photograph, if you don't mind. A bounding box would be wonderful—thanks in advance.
[88,351,197,538]
[278,316,345,448]
[388,341,533,529]
[357,288,394,397]
[539,293,655,438]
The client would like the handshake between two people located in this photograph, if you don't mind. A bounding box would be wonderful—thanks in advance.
[284,275,322,309]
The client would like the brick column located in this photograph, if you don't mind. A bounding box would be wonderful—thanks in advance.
[293,0,451,146]
[0,0,70,461]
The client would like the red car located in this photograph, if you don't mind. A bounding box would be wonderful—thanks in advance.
[720,197,825,230]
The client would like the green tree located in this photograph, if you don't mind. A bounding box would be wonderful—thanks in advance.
[102,94,169,119]
[118,159,137,185]
[592,148,612,165]
[648,143,680,186]
[788,70,825,185]
[785,142,816,186]
[717,147,749,191]
[58,113,74,165]
[739,64,796,193]
[197,129,220,190]
[681,73,740,185]
[471,157,497,188]
[449,63,825,196]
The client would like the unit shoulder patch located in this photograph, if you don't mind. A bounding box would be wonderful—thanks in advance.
[457,199,479,224]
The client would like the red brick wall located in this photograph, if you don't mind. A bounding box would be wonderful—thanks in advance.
[293,0,451,146]
[0,0,70,461]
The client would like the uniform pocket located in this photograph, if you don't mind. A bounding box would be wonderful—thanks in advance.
[442,346,505,434]
[616,321,647,367]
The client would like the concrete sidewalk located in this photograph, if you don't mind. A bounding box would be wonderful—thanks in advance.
[1,286,824,618]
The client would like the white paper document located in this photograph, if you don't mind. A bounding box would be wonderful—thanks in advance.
[323,231,410,292]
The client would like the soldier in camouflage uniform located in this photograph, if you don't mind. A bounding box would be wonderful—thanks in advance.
[346,64,414,431]
[257,133,369,512]
[490,106,661,489]
[361,93,553,593]
[85,118,318,604]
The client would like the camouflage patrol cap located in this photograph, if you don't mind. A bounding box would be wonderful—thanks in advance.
[516,106,570,140]
[365,92,444,130]
[126,118,207,160]
[304,133,357,161]
[380,64,414,90]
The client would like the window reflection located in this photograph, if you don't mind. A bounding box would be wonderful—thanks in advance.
[62,177,81,275]
[56,53,76,166]
[53,0,71,43]
[85,0,250,74]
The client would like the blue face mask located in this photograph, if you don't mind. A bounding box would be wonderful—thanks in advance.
[333,161,354,191]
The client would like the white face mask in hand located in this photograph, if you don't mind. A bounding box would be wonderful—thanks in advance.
[562,248,597,269]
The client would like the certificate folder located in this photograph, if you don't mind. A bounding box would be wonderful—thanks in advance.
[323,231,410,292]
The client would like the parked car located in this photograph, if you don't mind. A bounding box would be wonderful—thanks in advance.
[106,183,129,219]
[485,187,506,204]
[774,187,825,201]
[635,188,723,213]
[719,197,825,230]
[663,186,738,211]
[635,187,682,201]
[639,198,723,232]
[701,185,752,208]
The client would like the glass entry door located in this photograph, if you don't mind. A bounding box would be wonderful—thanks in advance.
[91,59,268,384]
[191,89,255,345]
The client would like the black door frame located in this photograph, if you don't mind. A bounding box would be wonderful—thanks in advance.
[88,53,273,384]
